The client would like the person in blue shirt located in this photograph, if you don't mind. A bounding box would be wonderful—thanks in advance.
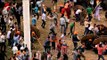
[33,5,39,20]
[44,36,51,53]
[32,15,37,26]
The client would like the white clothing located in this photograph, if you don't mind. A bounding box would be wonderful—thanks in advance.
[73,0,77,3]
[12,46,18,54]
[32,17,37,20]
[42,13,46,21]
[89,25,94,30]
[7,30,11,39]
[90,0,94,5]
[84,21,89,27]
[20,46,24,50]
[1,35,5,42]
[50,23,55,29]
[94,27,99,32]
[61,34,65,39]
[36,1,42,7]
[36,52,41,60]
[75,9,82,14]
[64,16,69,22]
[8,19,14,26]
[53,13,58,19]
[60,17,66,25]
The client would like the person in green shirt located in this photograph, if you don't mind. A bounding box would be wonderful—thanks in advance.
[86,6,93,15]
[68,20,75,36]
[86,6,93,21]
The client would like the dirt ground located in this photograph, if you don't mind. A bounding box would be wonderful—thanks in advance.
[33,0,107,60]
[5,0,107,60]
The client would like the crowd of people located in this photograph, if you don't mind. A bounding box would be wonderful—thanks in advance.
[0,0,107,60]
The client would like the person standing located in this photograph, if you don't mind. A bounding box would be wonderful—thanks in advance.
[51,33,57,50]
[72,49,81,60]
[94,5,102,21]
[60,14,66,34]
[86,6,93,21]
[75,9,82,22]
[84,19,91,36]
[0,32,6,52]
[61,41,68,55]
[7,29,12,46]
[72,31,80,50]
[36,0,42,10]
[0,15,6,33]
[41,12,46,28]
[95,43,105,60]
[49,23,55,34]
[44,36,51,53]
[90,0,94,7]
[78,43,86,60]
[33,5,39,20]
[68,20,75,36]
[32,15,37,26]
[47,51,52,60]
[15,4,21,29]
[52,10,58,26]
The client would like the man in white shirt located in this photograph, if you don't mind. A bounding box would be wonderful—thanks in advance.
[0,33,6,51]
[7,29,12,46]
[84,19,90,36]
[36,0,42,10]
[8,17,14,27]
[41,12,46,28]
[75,9,82,21]
[12,44,18,54]
[60,14,66,33]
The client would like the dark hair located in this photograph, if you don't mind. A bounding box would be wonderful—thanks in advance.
[44,11,46,14]
[61,14,64,17]
[34,53,36,57]
[63,53,68,60]
[48,36,50,38]
[99,44,102,47]
[34,14,36,17]
[57,51,61,59]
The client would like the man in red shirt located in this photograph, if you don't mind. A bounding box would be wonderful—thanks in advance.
[95,43,105,60]
[61,2,71,19]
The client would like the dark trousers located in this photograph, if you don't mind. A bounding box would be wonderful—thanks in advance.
[98,55,105,60]
[52,42,55,50]
[16,16,21,29]
[1,24,6,33]
[75,14,80,21]
[84,27,89,36]
[35,13,39,20]
[60,25,66,33]
[8,38,11,46]
[41,20,46,28]
[54,18,57,26]
[0,42,6,52]
[73,42,78,50]
[44,46,51,53]
[49,28,55,34]
[66,22,68,29]
[68,27,73,36]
